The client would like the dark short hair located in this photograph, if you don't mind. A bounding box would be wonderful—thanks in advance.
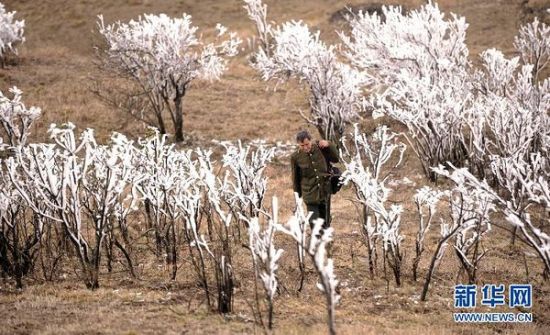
[296,130,311,143]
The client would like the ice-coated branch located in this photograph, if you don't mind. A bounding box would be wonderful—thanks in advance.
[0,87,40,148]
[412,186,443,281]
[514,18,550,83]
[243,0,272,54]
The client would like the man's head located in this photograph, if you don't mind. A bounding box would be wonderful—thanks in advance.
[296,130,312,153]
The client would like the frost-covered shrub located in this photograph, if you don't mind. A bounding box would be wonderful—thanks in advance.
[341,125,406,284]
[97,13,241,141]
[7,124,102,289]
[412,186,443,281]
[514,18,550,83]
[435,159,550,280]
[133,129,192,278]
[244,0,367,143]
[342,4,550,182]
[420,184,493,300]
[472,49,550,164]
[247,197,284,330]
[0,3,24,65]
[341,2,471,180]
[0,87,40,149]
[277,194,340,335]
[0,160,41,289]
[222,140,275,219]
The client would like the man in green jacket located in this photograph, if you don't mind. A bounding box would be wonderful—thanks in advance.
[291,130,339,229]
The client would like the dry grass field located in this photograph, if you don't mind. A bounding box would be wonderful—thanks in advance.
[1,0,549,334]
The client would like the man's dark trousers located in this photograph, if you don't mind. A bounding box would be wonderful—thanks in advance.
[307,198,331,229]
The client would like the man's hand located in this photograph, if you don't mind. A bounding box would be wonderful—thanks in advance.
[318,140,329,148]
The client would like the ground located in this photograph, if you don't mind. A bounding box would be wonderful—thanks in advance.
[0,0,549,334]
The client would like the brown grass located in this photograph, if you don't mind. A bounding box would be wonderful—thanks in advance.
[1,0,549,334]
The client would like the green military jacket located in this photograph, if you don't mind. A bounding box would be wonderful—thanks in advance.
[291,141,339,205]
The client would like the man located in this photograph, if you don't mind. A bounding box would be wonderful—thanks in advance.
[291,130,339,229]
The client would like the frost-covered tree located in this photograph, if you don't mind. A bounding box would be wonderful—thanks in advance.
[277,195,340,335]
[0,170,32,289]
[0,87,40,149]
[0,88,42,288]
[176,182,212,306]
[377,203,405,287]
[412,186,443,282]
[0,161,42,289]
[0,3,24,66]
[195,148,237,313]
[514,18,550,84]
[453,205,492,284]
[435,156,550,280]
[462,19,550,249]
[81,132,138,277]
[472,49,550,163]
[342,3,550,182]
[341,125,406,282]
[247,197,284,330]
[96,13,241,142]
[133,129,193,278]
[221,140,275,235]
[420,184,493,300]
[341,2,471,181]
[7,124,100,289]
[244,0,367,143]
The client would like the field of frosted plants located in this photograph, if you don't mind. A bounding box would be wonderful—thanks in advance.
[0,0,549,334]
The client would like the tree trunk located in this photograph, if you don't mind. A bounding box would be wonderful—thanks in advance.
[421,227,459,301]
[173,90,185,142]
[412,242,422,282]
[154,110,167,135]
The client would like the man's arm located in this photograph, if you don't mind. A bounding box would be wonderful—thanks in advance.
[319,140,339,163]
[291,155,302,197]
